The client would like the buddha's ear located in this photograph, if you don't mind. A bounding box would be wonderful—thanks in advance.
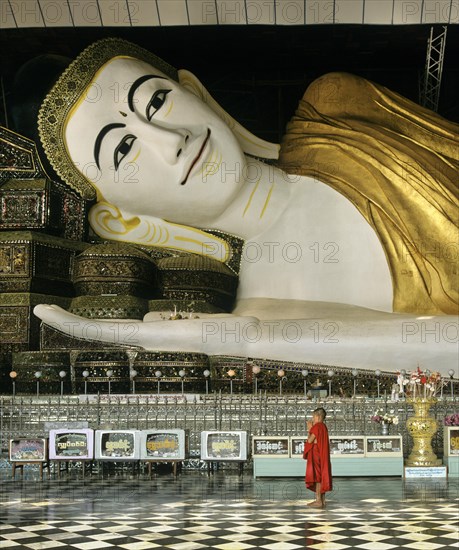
[178,69,280,160]
[89,201,231,262]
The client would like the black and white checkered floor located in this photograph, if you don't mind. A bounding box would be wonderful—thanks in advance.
[1,464,458,549]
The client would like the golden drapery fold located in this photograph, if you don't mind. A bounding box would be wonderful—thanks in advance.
[278,72,458,315]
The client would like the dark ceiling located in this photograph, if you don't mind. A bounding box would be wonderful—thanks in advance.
[1,24,458,142]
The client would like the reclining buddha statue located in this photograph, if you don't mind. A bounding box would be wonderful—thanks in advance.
[11,38,456,374]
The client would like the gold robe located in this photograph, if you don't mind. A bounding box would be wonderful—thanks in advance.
[278,72,458,315]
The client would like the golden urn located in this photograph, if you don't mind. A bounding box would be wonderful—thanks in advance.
[405,397,441,467]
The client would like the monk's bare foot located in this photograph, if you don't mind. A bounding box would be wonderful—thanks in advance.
[307,500,323,508]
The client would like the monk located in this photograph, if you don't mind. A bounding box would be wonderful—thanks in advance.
[303,407,332,508]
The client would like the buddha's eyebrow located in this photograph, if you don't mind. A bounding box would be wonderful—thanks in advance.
[127,74,167,112]
[94,123,126,168]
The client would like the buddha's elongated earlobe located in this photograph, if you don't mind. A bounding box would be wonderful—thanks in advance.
[89,201,231,262]
[178,69,280,160]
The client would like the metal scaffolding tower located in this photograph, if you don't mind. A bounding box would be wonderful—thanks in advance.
[420,26,448,113]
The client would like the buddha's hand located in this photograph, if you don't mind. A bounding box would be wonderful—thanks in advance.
[33,304,259,355]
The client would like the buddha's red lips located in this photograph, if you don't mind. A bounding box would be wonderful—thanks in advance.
[180,128,211,185]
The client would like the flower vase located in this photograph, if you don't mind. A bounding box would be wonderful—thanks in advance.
[406,397,441,467]
[381,422,389,436]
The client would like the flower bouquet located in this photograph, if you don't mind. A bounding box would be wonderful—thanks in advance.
[405,366,443,398]
[444,413,459,426]
[371,410,399,425]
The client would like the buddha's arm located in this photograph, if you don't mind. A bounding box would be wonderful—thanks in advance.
[33,304,458,376]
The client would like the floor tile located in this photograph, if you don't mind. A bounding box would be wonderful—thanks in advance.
[0,469,458,549]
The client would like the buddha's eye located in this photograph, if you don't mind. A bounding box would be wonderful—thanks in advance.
[114,134,137,170]
[146,89,171,121]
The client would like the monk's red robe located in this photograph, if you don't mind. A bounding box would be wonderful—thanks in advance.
[303,422,332,493]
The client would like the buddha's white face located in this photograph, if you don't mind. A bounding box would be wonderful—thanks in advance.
[65,56,246,225]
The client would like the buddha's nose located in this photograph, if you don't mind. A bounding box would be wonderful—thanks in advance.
[143,124,189,165]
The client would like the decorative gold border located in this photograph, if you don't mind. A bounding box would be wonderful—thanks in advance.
[37,37,178,200]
